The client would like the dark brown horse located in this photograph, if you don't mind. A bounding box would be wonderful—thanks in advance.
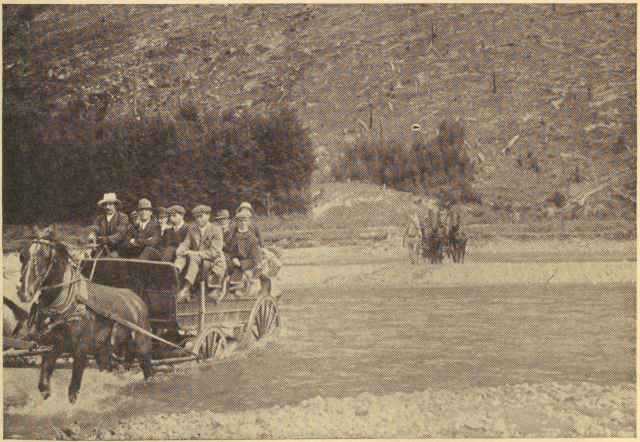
[17,229,153,404]
[425,226,444,264]
[448,224,467,263]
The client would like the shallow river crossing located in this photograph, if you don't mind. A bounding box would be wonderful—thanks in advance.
[4,282,635,439]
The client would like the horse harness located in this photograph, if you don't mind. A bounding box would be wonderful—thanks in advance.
[25,239,89,340]
[24,237,198,355]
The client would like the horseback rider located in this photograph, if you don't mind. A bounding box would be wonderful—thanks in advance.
[403,213,422,246]
[88,193,130,257]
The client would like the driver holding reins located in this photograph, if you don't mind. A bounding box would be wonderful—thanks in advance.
[88,193,130,257]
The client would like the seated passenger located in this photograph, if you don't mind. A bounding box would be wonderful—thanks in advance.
[123,199,162,260]
[157,207,170,236]
[213,209,232,253]
[234,202,263,247]
[161,205,189,262]
[228,208,262,283]
[174,205,226,302]
[88,193,130,257]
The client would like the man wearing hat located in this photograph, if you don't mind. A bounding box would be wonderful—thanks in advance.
[213,209,232,250]
[228,207,262,283]
[157,207,170,236]
[160,205,189,262]
[234,202,263,247]
[174,205,226,301]
[123,198,162,259]
[88,192,130,257]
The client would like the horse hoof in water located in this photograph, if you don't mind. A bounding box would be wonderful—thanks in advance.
[68,391,78,404]
[41,390,50,400]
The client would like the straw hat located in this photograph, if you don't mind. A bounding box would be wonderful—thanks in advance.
[97,192,121,207]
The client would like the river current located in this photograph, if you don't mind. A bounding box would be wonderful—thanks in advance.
[4,282,635,439]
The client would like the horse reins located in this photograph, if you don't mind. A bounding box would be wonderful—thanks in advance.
[26,239,86,316]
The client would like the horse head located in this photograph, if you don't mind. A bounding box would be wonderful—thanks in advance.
[17,227,73,305]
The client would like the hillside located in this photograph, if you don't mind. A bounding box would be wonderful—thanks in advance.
[3,4,636,217]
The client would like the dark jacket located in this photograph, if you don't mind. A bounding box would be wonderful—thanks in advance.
[126,220,161,249]
[162,223,189,249]
[92,211,130,251]
[229,229,261,272]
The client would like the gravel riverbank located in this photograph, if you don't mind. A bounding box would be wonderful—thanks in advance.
[80,382,635,439]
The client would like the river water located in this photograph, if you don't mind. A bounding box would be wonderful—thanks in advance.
[4,282,635,439]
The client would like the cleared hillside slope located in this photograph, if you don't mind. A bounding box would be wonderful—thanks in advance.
[3,4,636,214]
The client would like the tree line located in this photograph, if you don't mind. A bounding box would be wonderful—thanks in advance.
[332,119,481,204]
[3,104,314,224]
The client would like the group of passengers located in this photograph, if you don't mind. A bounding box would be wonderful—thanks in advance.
[88,192,264,301]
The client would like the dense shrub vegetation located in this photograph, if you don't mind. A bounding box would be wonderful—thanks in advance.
[332,119,480,204]
[3,106,313,224]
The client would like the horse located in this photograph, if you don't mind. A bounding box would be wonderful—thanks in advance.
[448,224,467,263]
[17,228,154,404]
[426,226,444,264]
[402,215,422,265]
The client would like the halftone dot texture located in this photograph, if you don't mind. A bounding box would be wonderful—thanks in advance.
[3,4,636,440]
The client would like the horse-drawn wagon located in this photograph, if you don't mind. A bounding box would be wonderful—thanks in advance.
[79,258,281,361]
[7,231,281,402]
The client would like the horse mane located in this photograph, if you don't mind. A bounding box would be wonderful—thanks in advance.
[52,238,74,263]
[39,229,74,264]
[3,296,29,322]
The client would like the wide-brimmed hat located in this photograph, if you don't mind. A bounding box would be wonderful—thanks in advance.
[236,201,254,215]
[97,192,121,207]
[168,205,185,215]
[192,205,212,216]
[138,198,153,211]
[157,206,169,216]
[214,209,231,220]
[235,208,252,219]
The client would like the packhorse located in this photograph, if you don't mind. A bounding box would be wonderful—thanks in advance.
[17,228,154,404]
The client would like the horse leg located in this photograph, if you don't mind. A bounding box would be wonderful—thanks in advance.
[134,331,154,380]
[94,324,113,372]
[38,347,62,400]
[68,349,88,404]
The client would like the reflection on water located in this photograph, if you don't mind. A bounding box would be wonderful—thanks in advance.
[4,283,635,439]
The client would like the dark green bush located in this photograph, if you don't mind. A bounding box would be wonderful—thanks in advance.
[332,119,477,203]
[3,105,313,224]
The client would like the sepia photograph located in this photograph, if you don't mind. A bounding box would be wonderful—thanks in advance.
[2,3,636,439]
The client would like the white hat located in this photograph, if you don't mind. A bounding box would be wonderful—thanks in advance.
[97,193,121,207]
[236,201,254,215]
[235,208,253,219]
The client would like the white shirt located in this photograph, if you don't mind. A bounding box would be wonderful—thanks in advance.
[106,213,114,223]
[139,219,149,231]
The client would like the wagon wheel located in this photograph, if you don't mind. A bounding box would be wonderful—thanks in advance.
[243,295,280,345]
[193,326,228,360]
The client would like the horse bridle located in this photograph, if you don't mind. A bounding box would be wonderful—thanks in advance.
[24,238,84,316]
